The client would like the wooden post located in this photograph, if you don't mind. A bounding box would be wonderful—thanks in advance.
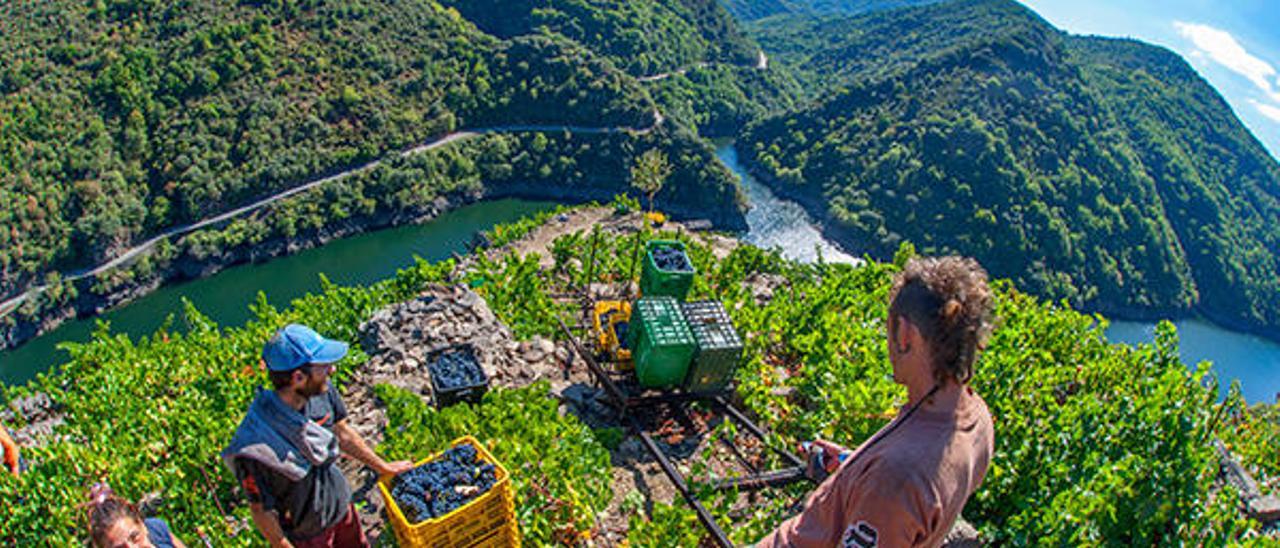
[627,228,643,301]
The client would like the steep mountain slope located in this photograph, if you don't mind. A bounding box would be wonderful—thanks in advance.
[434,0,801,137]
[1073,38,1280,331]
[644,63,805,136]
[5,210,1275,544]
[720,0,794,20]
[438,0,758,76]
[0,0,742,304]
[720,0,942,21]
[739,0,1280,333]
[745,0,1045,97]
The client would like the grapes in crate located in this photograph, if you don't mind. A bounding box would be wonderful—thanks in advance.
[614,321,629,349]
[430,349,485,390]
[389,443,499,524]
[651,246,693,272]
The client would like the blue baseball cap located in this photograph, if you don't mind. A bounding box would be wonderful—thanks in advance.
[262,324,349,372]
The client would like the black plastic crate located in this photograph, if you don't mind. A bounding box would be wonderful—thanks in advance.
[427,344,489,408]
[680,301,744,392]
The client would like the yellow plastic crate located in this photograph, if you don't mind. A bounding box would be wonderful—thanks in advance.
[593,301,633,368]
[378,436,519,548]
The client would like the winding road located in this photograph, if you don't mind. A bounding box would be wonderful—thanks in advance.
[0,47,768,319]
[0,111,666,318]
[636,50,768,83]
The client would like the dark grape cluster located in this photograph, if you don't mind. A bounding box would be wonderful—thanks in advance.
[651,246,693,272]
[613,321,630,349]
[430,349,485,390]
[390,443,499,524]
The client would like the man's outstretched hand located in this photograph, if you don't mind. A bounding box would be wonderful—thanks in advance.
[378,460,415,476]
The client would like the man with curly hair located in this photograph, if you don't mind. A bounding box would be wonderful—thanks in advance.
[756,256,997,547]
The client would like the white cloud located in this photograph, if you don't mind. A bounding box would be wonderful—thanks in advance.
[1253,100,1280,124]
[1174,21,1280,104]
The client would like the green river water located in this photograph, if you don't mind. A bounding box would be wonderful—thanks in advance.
[0,199,554,386]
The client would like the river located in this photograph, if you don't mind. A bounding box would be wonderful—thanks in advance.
[1106,320,1280,403]
[0,199,555,386]
[715,142,859,265]
[715,142,1280,404]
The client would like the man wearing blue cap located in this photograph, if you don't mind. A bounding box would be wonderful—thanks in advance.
[223,324,413,548]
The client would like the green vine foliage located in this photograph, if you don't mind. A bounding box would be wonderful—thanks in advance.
[465,252,572,340]
[0,257,455,545]
[614,234,1279,545]
[375,382,613,545]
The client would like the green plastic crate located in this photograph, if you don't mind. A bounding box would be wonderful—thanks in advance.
[681,301,744,392]
[627,297,679,347]
[640,240,695,301]
[628,297,695,388]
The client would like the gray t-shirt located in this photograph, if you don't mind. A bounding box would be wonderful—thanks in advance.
[235,385,351,541]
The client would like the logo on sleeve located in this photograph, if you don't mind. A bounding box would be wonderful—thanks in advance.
[241,475,260,497]
[842,521,879,548]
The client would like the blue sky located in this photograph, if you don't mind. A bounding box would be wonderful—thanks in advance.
[1018,0,1280,162]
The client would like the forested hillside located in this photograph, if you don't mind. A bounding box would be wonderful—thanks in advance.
[1071,38,1280,337]
[644,64,803,136]
[438,0,758,76]
[433,0,799,137]
[720,0,941,21]
[738,0,1280,334]
[744,0,1046,98]
[0,0,747,309]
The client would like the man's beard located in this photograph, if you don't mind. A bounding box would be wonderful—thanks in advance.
[299,375,328,398]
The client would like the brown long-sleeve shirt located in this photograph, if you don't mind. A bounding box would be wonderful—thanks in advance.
[0,423,18,476]
[759,386,994,548]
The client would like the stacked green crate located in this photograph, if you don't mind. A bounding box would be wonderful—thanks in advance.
[681,301,744,392]
[640,240,695,301]
[627,296,696,388]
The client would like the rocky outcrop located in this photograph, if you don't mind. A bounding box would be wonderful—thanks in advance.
[2,392,66,448]
[1215,439,1280,525]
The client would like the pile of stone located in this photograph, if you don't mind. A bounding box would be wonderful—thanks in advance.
[2,392,65,448]
[344,283,576,442]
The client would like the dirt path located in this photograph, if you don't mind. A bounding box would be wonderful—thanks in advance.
[486,206,737,276]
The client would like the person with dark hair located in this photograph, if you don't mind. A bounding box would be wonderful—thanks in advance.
[756,256,997,547]
[222,324,413,548]
[84,483,186,548]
